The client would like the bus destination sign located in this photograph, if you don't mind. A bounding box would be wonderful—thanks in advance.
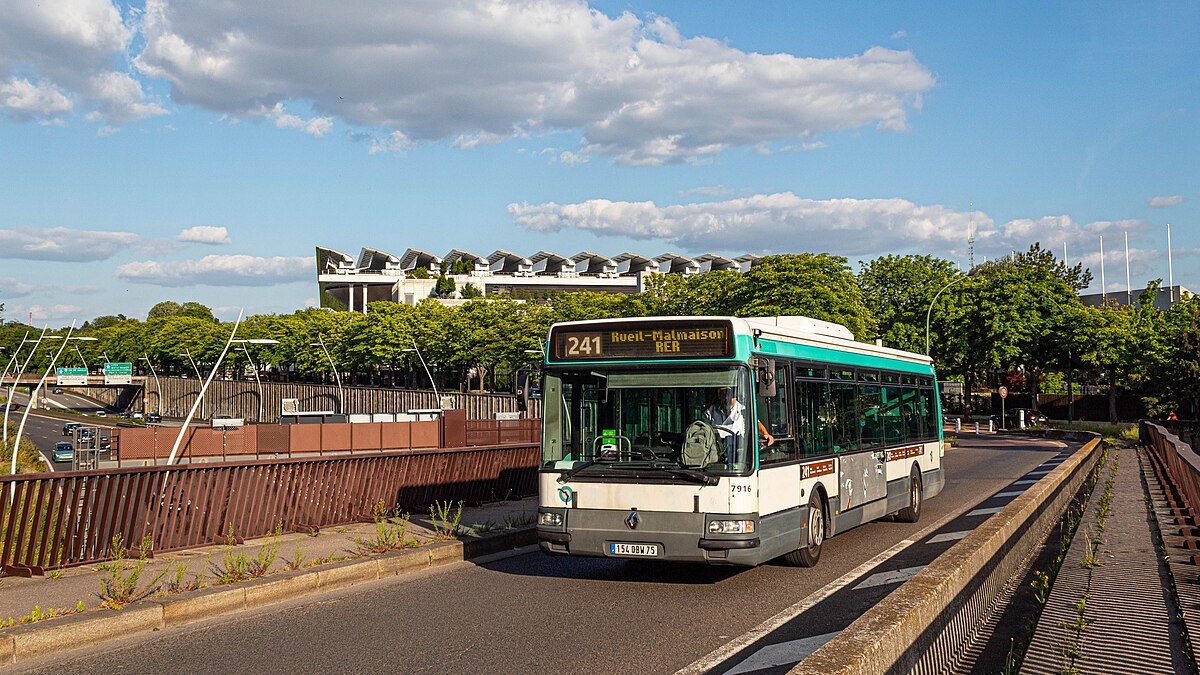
[551,321,733,361]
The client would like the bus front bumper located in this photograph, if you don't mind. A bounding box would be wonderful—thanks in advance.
[537,508,765,566]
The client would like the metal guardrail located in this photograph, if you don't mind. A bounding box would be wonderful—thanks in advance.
[0,443,538,577]
[1142,421,1200,525]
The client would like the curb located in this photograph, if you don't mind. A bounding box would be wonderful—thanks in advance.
[792,434,1103,674]
[0,527,536,667]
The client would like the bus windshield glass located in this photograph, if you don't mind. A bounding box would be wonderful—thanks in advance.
[542,367,752,476]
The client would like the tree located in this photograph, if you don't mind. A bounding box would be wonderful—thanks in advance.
[1150,294,1200,418]
[179,302,218,323]
[460,283,483,299]
[434,276,455,297]
[858,255,960,353]
[733,254,876,340]
[147,301,182,320]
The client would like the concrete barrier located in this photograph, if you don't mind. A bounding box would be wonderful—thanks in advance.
[792,432,1103,675]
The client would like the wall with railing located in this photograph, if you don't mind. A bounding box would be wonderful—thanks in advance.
[0,442,539,576]
[1142,421,1200,529]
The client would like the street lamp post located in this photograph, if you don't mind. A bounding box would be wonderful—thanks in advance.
[309,336,344,415]
[403,343,440,407]
[1042,294,1075,423]
[167,309,246,465]
[4,328,51,462]
[233,339,278,422]
[178,348,204,419]
[925,269,977,355]
[12,327,97,477]
[74,345,89,373]
[140,355,162,415]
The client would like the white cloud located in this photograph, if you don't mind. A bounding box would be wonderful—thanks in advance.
[259,102,332,138]
[1148,195,1184,208]
[15,304,85,321]
[114,254,315,287]
[509,193,986,255]
[0,226,141,261]
[0,0,165,124]
[681,185,732,198]
[558,150,588,166]
[509,193,1154,262]
[0,278,37,297]
[132,1,934,163]
[177,225,232,245]
[0,77,73,120]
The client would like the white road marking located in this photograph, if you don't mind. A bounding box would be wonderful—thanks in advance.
[1026,469,1050,476]
[966,506,1004,517]
[1013,479,1037,485]
[852,565,926,590]
[676,502,983,675]
[725,632,842,675]
[927,530,972,544]
[993,490,1025,498]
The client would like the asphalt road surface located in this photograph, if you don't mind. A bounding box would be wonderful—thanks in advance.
[20,434,1066,675]
[3,390,116,470]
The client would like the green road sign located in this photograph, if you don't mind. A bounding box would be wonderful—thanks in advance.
[56,367,88,386]
[103,362,133,385]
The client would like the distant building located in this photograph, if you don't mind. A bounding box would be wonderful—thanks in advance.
[1078,285,1193,311]
[316,246,761,312]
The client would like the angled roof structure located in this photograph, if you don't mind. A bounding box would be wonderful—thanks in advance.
[400,248,442,272]
[530,250,576,276]
[734,254,761,273]
[356,247,402,273]
[316,246,356,275]
[488,249,533,276]
[655,252,700,275]
[572,251,618,277]
[612,252,656,276]
[695,253,738,273]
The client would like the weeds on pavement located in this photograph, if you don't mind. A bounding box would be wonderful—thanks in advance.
[353,500,419,554]
[97,534,167,610]
[429,500,463,540]
[210,524,281,584]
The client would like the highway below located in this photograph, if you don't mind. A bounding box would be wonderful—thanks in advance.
[3,389,116,471]
[21,434,1069,675]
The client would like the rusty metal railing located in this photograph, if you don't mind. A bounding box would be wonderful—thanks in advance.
[0,443,537,576]
[1142,421,1200,528]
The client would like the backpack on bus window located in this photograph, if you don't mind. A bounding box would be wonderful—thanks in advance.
[682,420,719,468]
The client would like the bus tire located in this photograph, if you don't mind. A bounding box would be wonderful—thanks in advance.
[896,467,922,523]
[786,493,825,567]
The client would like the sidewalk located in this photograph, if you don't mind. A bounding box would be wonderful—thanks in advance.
[1021,444,1194,673]
[0,497,537,623]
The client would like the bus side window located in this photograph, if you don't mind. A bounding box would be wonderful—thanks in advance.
[758,364,796,465]
[796,378,831,457]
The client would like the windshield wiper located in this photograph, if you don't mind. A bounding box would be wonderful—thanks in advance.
[558,458,604,482]
[658,465,719,486]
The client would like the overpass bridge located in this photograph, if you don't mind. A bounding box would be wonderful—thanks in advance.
[0,375,146,387]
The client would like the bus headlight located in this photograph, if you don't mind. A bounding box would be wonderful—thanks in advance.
[708,519,755,534]
[539,512,563,527]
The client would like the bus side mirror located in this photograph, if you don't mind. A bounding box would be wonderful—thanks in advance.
[754,357,777,398]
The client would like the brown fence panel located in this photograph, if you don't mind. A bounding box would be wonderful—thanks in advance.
[0,443,537,576]
[1144,422,1200,524]
[381,422,412,450]
[322,424,352,452]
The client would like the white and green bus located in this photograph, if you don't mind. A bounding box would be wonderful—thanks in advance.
[535,315,944,567]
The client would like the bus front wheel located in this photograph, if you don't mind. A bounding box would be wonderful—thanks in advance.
[786,494,825,567]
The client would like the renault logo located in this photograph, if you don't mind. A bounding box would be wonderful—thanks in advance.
[625,510,640,530]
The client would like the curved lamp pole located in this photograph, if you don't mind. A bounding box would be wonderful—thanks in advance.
[309,336,344,415]
[233,339,279,422]
[925,269,978,355]
[12,328,97,478]
[3,329,44,460]
[178,348,204,419]
[1042,294,1075,423]
[167,309,245,465]
[403,343,440,407]
[139,355,162,416]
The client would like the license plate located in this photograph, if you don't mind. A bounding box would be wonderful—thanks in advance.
[609,543,659,557]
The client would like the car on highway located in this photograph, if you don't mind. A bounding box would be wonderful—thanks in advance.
[62,422,81,436]
[53,442,74,463]
[53,388,63,395]
[146,412,161,423]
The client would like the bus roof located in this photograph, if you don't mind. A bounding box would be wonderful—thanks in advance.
[547,315,934,369]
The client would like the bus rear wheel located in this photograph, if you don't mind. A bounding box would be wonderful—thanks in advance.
[896,468,922,523]
[786,494,824,567]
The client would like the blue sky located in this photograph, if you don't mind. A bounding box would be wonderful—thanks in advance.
[1,1,1196,323]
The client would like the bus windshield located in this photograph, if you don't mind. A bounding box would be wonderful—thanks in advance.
[542,367,753,476]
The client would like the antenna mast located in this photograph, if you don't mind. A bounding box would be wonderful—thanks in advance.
[967,202,975,270]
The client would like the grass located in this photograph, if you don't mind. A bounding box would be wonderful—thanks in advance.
[97,534,167,610]
[1050,421,1139,442]
[209,524,281,585]
[352,500,419,554]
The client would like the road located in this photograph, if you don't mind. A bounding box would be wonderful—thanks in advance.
[20,434,1067,675]
[2,389,116,470]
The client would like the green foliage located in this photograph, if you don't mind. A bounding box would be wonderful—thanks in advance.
[406,267,430,279]
[859,254,960,353]
[733,254,876,339]
[429,500,463,540]
[434,275,455,296]
[97,534,167,609]
[460,283,483,299]
[209,524,280,584]
[353,500,419,554]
